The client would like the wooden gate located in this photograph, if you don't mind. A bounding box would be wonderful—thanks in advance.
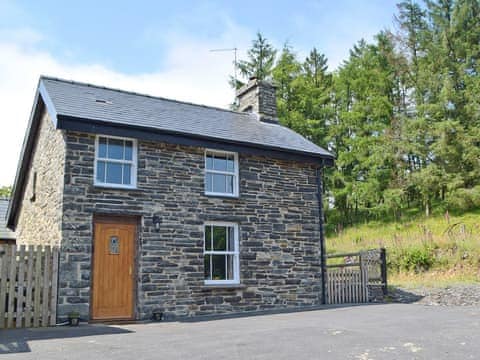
[0,244,59,329]
[326,249,387,305]
[327,267,368,304]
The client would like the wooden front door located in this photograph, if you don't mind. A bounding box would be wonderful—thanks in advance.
[92,218,136,320]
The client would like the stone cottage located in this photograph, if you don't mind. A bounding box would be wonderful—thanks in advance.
[6,76,334,322]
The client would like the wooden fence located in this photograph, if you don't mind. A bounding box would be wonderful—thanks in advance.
[326,248,387,305]
[0,244,59,329]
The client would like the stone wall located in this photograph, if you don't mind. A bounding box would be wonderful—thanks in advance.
[16,109,65,246]
[368,285,386,302]
[58,131,322,320]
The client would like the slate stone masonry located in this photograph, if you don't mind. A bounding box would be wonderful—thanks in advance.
[16,108,65,246]
[58,131,323,320]
[237,78,278,123]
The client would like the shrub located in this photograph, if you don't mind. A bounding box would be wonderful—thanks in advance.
[390,245,435,272]
[446,186,480,212]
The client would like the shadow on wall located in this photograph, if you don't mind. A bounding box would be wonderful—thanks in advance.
[0,324,133,354]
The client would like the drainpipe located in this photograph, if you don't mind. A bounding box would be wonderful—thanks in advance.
[316,165,327,305]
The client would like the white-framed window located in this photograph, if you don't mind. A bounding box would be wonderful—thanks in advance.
[204,149,239,197]
[94,135,137,189]
[204,222,240,285]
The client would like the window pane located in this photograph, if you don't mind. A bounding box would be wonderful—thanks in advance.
[106,162,122,184]
[205,173,213,192]
[226,175,234,194]
[108,138,124,160]
[212,226,226,251]
[204,255,211,280]
[226,156,235,172]
[123,164,131,185]
[98,137,107,158]
[212,255,226,280]
[96,161,106,182]
[205,225,212,251]
[226,255,235,280]
[227,227,235,251]
[212,174,226,193]
[124,141,133,160]
[206,155,213,170]
[213,155,228,171]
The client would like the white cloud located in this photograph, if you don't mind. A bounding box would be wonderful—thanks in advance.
[0,26,252,186]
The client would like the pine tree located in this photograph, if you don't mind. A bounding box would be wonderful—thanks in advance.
[272,43,302,129]
[230,32,277,89]
[300,48,333,148]
[328,34,399,224]
[303,48,329,88]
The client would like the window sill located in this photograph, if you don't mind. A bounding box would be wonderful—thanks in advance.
[204,192,240,199]
[203,283,246,289]
[93,184,140,191]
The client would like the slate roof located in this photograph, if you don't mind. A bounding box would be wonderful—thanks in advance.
[40,76,333,159]
[0,198,15,239]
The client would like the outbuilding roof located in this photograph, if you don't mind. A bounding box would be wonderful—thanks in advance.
[0,198,15,240]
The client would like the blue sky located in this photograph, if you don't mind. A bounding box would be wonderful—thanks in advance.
[2,0,399,72]
[0,0,398,186]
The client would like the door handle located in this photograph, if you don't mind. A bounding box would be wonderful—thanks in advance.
[129,266,132,276]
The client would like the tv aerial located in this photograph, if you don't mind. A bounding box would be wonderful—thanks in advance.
[209,47,239,88]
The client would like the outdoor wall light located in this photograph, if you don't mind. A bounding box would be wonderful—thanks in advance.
[152,215,161,232]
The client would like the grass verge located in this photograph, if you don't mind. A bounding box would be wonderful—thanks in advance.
[327,209,480,286]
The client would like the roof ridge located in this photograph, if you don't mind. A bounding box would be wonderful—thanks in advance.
[39,75,249,116]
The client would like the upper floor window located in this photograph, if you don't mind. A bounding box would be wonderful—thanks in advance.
[94,136,137,188]
[204,150,239,197]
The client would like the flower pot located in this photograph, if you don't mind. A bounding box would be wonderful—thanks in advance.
[68,312,80,326]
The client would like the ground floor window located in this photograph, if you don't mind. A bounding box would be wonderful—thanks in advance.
[204,222,239,284]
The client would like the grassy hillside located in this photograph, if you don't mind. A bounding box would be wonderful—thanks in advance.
[326,209,480,287]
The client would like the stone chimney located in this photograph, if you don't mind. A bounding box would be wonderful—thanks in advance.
[236,77,278,123]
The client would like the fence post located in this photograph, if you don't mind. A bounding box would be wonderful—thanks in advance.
[0,245,7,328]
[358,252,364,302]
[380,248,387,296]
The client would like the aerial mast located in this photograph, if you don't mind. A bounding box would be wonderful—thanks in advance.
[210,48,239,105]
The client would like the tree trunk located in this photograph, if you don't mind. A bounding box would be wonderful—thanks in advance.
[425,199,430,217]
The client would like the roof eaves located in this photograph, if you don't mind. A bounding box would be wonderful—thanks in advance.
[56,114,335,165]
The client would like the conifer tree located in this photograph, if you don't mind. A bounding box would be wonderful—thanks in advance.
[230,32,277,89]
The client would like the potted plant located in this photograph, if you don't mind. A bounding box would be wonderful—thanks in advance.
[68,311,80,326]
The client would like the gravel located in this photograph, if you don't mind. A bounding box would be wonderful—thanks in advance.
[390,284,480,306]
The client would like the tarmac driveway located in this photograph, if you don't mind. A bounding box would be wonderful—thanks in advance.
[0,303,478,359]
